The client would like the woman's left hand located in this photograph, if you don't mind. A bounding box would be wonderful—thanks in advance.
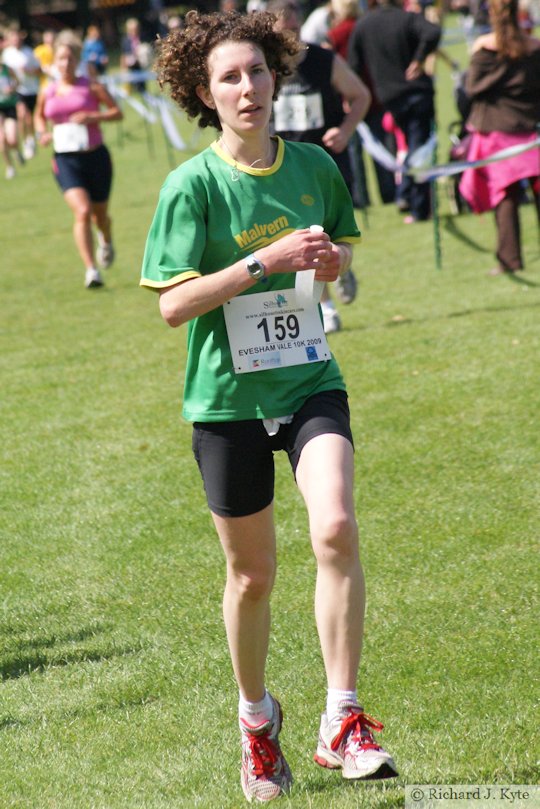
[313,242,343,282]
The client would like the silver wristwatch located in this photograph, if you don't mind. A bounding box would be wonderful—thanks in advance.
[245,253,266,281]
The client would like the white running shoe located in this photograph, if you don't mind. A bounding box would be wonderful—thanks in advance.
[334,269,358,305]
[322,308,341,334]
[96,242,115,269]
[22,138,36,160]
[5,165,15,180]
[314,704,398,780]
[85,267,104,289]
[240,694,293,802]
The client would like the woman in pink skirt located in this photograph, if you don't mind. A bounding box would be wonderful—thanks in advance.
[459,0,540,275]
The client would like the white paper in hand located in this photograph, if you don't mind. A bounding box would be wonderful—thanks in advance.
[295,225,325,307]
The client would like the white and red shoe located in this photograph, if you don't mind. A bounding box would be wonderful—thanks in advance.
[314,704,398,780]
[240,695,293,802]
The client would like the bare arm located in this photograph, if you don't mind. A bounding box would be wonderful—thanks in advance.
[323,54,371,154]
[69,82,123,125]
[158,229,351,328]
[34,89,52,146]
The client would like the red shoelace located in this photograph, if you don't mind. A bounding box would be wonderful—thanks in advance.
[246,731,280,777]
[331,710,384,753]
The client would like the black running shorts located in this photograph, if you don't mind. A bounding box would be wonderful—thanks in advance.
[53,143,112,202]
[192,389,353,518]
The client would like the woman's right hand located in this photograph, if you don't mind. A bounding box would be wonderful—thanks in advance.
[38,131,52,147]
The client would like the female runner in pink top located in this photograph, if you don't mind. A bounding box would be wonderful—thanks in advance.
[35,30,123,289]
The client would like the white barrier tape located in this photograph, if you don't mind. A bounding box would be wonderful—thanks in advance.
[409,136,540,183]
[357,122,540,184]
[357,122,400,172]
[104,73,191,152]
[104,70,156,85]
[109,82,157,123]
[295,225,325,306]
[145,93,187,151]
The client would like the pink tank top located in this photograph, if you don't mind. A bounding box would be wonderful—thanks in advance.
[44,77,103,149]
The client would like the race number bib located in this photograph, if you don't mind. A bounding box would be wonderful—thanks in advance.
[273,92,324,133]
[224,288,330,374]
[53,123,89,153]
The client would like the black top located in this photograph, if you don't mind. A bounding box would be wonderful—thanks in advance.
[347,5,441,106]
[273,44,344,143]
[465,43,540,133]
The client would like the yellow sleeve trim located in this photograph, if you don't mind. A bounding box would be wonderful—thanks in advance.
[140,270,201,290]
[335,236,362,245]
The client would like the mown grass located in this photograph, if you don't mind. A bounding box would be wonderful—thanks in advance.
[1,27,539,808]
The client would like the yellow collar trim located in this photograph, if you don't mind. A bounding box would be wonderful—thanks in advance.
[211,136,284,176]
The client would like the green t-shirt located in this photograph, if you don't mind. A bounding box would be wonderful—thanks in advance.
[141,137,361,422]
[0,65,17,109]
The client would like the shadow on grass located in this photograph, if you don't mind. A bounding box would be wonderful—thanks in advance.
[0,623,143,681]
[506,272,540,288]
[0,690,158,733]
[379,299,540,329]
[442,214,491,253]
[299,771,404,805]
[12,624,110,651]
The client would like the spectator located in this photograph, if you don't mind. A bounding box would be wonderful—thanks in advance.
[301,0,332,43]
[348,0,441,223]
[120,18,148,93]
[166,15,183,33]
[34,29,56,88]
[326,0,358,56]
[459,0,540,275]
[81,25,109,78]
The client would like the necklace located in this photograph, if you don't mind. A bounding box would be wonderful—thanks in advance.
[219,137,274,182]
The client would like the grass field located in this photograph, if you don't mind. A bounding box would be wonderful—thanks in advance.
[1,26,539,808]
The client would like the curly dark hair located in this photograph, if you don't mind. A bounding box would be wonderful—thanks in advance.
[154,10,301,130]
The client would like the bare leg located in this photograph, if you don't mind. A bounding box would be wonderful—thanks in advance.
[212,503,277,702]
[63,187,95,269]
[3,117,18,166]
[0,119,11,170]
[296,434,364,689]
[91,200,112,243]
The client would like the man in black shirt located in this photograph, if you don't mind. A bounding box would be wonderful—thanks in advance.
[348,0,441,221]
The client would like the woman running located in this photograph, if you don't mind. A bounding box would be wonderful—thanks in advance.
[35,30,122,288]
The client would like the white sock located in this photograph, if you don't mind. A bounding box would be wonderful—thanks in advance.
[321,299,337,313]
[326,688,358,720]
[239,690,273,727]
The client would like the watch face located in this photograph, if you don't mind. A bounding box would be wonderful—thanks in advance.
[247,256,265,279]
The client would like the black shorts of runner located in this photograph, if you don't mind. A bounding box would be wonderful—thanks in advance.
[52,144,112,203]
[192,389,353,518]
[0,106,17,120]
[17,93,37,113]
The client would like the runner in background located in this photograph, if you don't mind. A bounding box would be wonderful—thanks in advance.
[34,30,123,289]
[0,53,20,179]
[2,25,41,159]
[269,0,371,333]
